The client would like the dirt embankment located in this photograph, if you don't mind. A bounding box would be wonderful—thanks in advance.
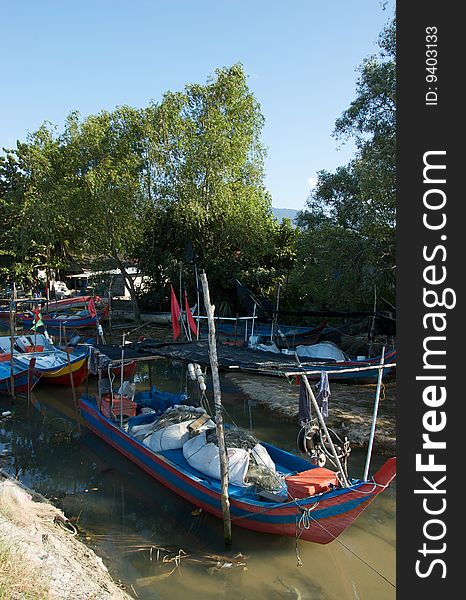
[0,473,133,600]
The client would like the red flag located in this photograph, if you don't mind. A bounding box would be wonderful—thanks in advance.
[87,297,96,318]
[31,307,44,331]
[184,290,197,337]
[170,285,181,340]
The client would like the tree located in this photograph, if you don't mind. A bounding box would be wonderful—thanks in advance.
[0,124,75,289]
[61,107,152,318]
[291,17,395,311]
[138,64,283,310]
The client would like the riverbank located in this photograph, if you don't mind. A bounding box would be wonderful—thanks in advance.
[226,373,396,454]
[0,471,133,600]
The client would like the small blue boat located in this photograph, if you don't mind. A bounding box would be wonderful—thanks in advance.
[217,321,327,348]
[0,359,41,395]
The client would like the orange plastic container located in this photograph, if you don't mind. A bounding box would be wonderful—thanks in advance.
[285,467,339,498]
[99,394,137,419]
[0,353,12,362]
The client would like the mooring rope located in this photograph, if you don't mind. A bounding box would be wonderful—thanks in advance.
[294,504,396,589]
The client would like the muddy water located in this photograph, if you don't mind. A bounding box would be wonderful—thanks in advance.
[0,357,395,600]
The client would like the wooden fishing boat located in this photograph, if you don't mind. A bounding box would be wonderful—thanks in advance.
[11,351,88,386]
[41,296,107,313]
[0,335,89,387]
[0,359,41,395]
[78,394,396,544]
[88,359,137,380]
[19,308,108,331]
[217,320,327,348]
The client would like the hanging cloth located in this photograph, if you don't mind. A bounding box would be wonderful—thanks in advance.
[298,376,312,428]
[298,371,331,425]
[315,371,330,418]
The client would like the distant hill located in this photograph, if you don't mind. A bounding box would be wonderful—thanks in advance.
[271,207,300,224]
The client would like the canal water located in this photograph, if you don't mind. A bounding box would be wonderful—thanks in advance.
[0,356,395,600]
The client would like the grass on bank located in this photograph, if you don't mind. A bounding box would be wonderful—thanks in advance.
[0,537,49,599]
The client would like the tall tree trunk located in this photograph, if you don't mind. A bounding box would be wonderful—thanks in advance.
[113,255,141,321]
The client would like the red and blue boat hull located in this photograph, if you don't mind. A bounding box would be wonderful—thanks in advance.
[0,366,41,395]
[79,396,396,543]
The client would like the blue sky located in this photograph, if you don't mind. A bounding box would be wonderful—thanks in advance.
[1,1,394,210]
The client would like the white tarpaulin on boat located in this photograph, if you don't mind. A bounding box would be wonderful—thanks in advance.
[182,431,276,487]
[142,407,215,452]
[284,341,348,361]
[253,341,281,354]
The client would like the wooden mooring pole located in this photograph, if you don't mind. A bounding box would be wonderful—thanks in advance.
[64,326,81,436]
[8,290,16,400]
[200,272,232,546]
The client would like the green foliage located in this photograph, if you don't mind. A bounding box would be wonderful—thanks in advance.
[290,18,396,311]
[1,64,292,312]
[137,64,289,307]
[0,124,73,286]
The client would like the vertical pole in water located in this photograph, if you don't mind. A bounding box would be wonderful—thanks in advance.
[64,326,81,436]
[98,367,102,409]
[120,332,125,429]
[200,272,232,546]
[271,283,281,342]
[179,264,184,342]
[368,284,377,358]
[251,302,256,340]
[9,290,15,400]
[194,263,200,340]
[363,347,386,481]
[108,289,113,343]
[27,357,36,416]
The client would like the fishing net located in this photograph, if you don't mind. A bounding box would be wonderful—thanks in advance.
[205,427,284,492]
[206,427,257,451]
[153,406,207,432]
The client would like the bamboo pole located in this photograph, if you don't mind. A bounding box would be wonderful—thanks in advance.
[120,332,126,428]
[271,283,281,341]
[363,347,386,481]
[200,272,232,546]
[281,362,395,377]
[27,357,36,416]
[251,302,256,341]
[194,263,200,340]
[368,284,377,358]
[108,286,113,343]
[8,291,15,400]
[64,326,81,436]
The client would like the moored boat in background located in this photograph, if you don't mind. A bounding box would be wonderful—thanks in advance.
[0,334,89,387]
[0,358,41,395]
